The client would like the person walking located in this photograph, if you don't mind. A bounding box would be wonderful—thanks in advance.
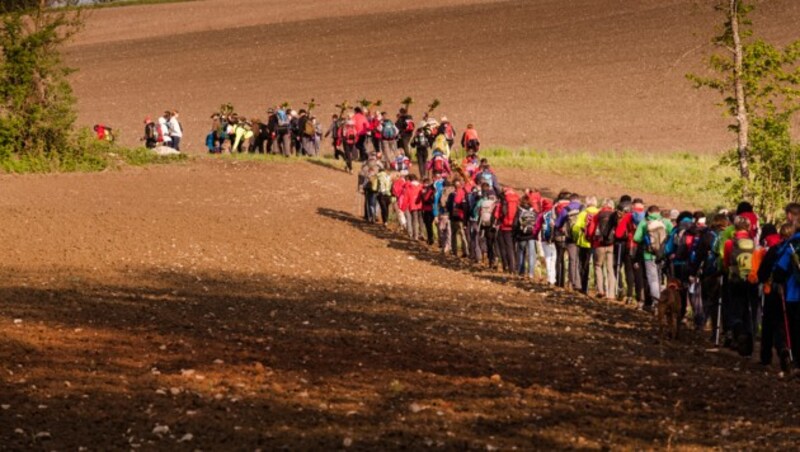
[555,194,584,291]
[539,198,558,285]
[168,110,183,151]
[496,186,520,273]
[326,114,343,160]
[514,194,539,279]
[446,180,470,258]
[412,126,431,180]
[588,198,617,299]
[396,108,415,155]
[634,205,673,310]
[573,196,600,295]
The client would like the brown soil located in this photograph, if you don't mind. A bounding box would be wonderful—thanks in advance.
[65,0,800,155]
[2,159,799,450]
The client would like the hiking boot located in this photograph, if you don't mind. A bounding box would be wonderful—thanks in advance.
[780,350,792,373]
[723,332,735,350]
[737,333,753,357]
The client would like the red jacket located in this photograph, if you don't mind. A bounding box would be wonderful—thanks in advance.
[496,189,520,231]
[404,181,423,211]
[451,187,468,220]
[421,186,436,213]
[353,113,369,136]
[392,178,407,211]
[368,117,381,137]
[461,128,479,147]
[554,199,570,216]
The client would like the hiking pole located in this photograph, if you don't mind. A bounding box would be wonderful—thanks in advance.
[715,275,723,347]
[778,284,794,364]
[615,242,623,300]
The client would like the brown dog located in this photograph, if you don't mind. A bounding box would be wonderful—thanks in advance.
[658,279,682,341]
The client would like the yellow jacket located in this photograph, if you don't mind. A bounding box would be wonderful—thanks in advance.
[572,206,599,249]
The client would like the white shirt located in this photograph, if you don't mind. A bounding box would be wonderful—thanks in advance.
[169,116,183,138]
[158,117,172,142]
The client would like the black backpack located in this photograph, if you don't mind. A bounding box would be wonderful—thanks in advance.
[145,123,157,141]
[595,210,615,246]
[673,226,697,262]
[518,208,538,235]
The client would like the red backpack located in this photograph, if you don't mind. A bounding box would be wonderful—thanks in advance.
[432,155,445,173]
[343,125,358,145]
[442,123,454,140]
[405,118,415,133]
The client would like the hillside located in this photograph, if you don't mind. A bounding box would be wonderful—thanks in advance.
[64,0,800,153]
[2,159,800,449]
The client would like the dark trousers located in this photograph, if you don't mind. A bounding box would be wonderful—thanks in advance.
[673,263,691,319]
[364,190,377,222]
[423,211,435,245]
[483,227,498,267]
[378,194,391,224]
[615,244,636,299]
[728,279,758,355]
[399,134,412,154]
[343,144,357,171]
[416,147,429,179]
[498,230,516,273]
[356,135,368,161]
[761,292,788,365]
[555,240,567,288]
[702,275,723,341]
[277,132,291,156]
[787,303,800,368]
[634,254,650,304]
[578,247,593,294]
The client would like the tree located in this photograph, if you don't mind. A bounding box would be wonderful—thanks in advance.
[688,0,800,219]
[0,0,83,162]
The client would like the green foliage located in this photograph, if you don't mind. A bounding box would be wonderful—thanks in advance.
[687,1,800,218]
[0,5,82,161]
[219,103,235,116]
[0,128,186,173]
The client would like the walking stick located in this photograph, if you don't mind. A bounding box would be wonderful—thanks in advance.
[715,275,723,347]
[778,283,795,364]
[615,242,623,299]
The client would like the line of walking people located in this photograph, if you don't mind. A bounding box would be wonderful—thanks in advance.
[359,152,800,375]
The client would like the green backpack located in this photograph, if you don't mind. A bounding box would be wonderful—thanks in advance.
[730,237,755,280]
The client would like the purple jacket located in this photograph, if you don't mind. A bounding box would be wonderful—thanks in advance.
[555,201,583,229]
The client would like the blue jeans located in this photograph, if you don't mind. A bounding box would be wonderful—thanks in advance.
[517,240,537,277]
[170,136,181,151]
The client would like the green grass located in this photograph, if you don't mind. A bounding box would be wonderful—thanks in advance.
[207,148,733,211]
[0,131,187,174]
[467,148,734,211]
[114,147,188,167]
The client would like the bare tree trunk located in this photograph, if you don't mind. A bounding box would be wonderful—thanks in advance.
[730,0,751,196]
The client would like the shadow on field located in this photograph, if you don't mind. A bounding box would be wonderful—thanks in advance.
[1,260,799,448]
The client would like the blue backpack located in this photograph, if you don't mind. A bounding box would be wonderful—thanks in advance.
[205,132,215,152]
[275,110,290,129]
[542,210,555,242]
[691,230,720,276]
[382,120,398,140]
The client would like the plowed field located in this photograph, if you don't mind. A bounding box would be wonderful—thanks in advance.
[2,159,799,449]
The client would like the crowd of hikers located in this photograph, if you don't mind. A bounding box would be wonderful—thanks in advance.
[142,110,184,151]
[202,104,477,178]
[300,107,799,375]
[186,102,800,375]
